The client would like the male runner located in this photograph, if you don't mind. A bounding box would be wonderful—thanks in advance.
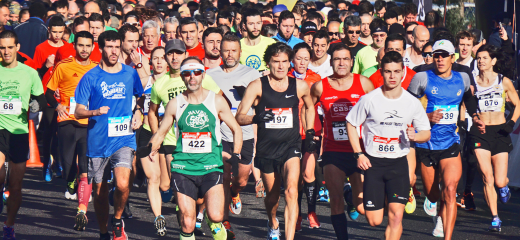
[34,16,66,76]
[308,30,333,79]
[46,31,98,231]
[0,30,46,239]
[272,11,304,48]
[207,34,262,238]
[88,13,105,43]
[236,42,317,240]
[118,24,150,77]
[407,40,484,239]
[74,30,144,240]
[239,9,276,72]
[353,18,387,74]
[139,20,161,60]
[359,13,374,46]
[347,51,431,240]
[310,43,374,239]
[330,15,366,63]
[202,27,222,70]
[144,56,241,240]
[178,17,205,60]
[403,25,429,69]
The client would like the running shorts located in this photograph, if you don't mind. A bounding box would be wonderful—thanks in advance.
[88,147,135,184]
[301,138,322,156]
[57,123,88,179]
[139,127,176,156]
[254,141,301,174]
[171,171,223,200]
[320,151,361,177]
[469,124,513,156]
[0,129,29,164]
[416,143,460,168]
[222,139,254,165]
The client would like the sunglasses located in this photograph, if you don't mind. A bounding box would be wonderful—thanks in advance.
[406,31,413,35]
[372,33,386,38]
[328,32,339,36]
[433,52,451,59]
[181,69,204,77]
[422,52,433,58]
[347,30,361,34]
[125,22,140,27]
[206,7,218,12]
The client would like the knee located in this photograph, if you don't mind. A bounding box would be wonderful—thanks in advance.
[284,186,298,201]
[147,173,161,186]
[443,185,457,201]
[206,210,223,223]
[236,177,248,189]
[181,215,196,232]
[367,217,383,227]
[495,178,508,188]
[388,211,403,226]
[116,181,129,193]
[482,174,495,186]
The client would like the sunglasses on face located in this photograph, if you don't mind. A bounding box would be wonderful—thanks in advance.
[328,32,339,36]
[372,33,386,38]
[181,69,204,77]
[347,30,361,34]
[406,31,413,35]
[422,52,433,58]
[433,52,451,59]
[125,22,140,27]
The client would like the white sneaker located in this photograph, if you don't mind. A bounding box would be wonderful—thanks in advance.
[432,216,444,237]
[267,219,280,240]
[89,194,92,203]
[423,198,437,216]
[65,191,77,200]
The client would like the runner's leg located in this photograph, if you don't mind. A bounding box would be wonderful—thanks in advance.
[205,184,225,224]
[420,163,441,202]
[407,148,417,187]
[385,203,405,240]
[177,192,197,234]
[92,181,110,233]
[324,164,348,239]
[113,166,131,219]
[350,172,365,215]
[439,155,462,240]
[5,161,25,226]
[491,152,509,189]
[474,149,495,214]
[141,154,162,216]
[282,157,300,240]
[262,171,281,230]
[302,152,317,214]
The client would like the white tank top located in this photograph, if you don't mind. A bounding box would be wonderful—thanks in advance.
[475,74,506,113]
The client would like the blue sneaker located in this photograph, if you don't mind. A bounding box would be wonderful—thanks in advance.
[107,171,114,184]
[160,189,173,203]
[317,187,329,202]
[423,198,437,216]
[343,183,359,220]
[3,225,15,240]
[499,186,511,204]
[325,189,330,202]
[52,156,63,178]
[488,217,502,232]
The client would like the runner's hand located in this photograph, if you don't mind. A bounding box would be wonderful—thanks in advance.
[427,109,443,123]
[304,129,317,152]
[357,154,371,171]
[406,124,415,141]
[45,54,55,68]
[56,103,69,119]
[473,116,486,134]
[499,25,508,41]
[130,49,141,65]
[252,110,275,124]
[226,153,240,176]
[132,110,143,130]
[95,106,110,116]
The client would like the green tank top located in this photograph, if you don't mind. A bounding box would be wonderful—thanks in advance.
[172,91,223,175]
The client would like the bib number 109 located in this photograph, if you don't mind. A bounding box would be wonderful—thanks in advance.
[108,116,133,137]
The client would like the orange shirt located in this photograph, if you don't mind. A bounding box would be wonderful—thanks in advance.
[33,40,67,69]
[369,66,416,90]
[288,68,323,138]
[46,57,99,125]
[187,42,205,61]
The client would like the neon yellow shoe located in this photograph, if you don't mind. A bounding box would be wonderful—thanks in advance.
[205,212,227,240]
[405,188,416,214]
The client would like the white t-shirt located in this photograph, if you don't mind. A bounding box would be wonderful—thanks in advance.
[346,88,431,158]
[403,49,424,70]
[308,54,334,79]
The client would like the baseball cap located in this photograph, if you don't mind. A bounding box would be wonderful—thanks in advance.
[157,4,169,13]
[9,2,21,15]
[301,22,318,35]
[204,11,216,25]
[273,4,288,14]
[388,23,405,36]
[432,40,455,55]
[165,39,186,53]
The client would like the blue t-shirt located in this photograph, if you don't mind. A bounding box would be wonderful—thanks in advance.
[408,70,470,150]
[75,64,144,157]
[272,33,304,48]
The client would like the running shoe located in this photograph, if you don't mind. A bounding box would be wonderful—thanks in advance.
[412,185,421,197]
[74,210,88,231]
[112,218,128,240]
[499,186,511,204]
[255,179,265,198]
[307,212,321,228]
[464,192,476,211]
[488,216,502,232]
[3,225,15,240]
[347,205,359,221]
[160,189,173,203]
[405,188,416,214]
[107,170,114,183]
[229,193,242,215]
[456,193,465,208]
[296,216,302,232]
[44,161,52,182]
[432,216,444,237]
[205,216,226,240]
[423,198,437,216]
[317,187,329,202]
[67,179,77,195]
[109,187,115,206]
[267,219,280,240]
[154,215,166,236]
[194,212,205,236]
[343,183,359,220]
[53,156,63,178]
[65,191,77,200]
[222,220,235,239]
[122,202,132,219]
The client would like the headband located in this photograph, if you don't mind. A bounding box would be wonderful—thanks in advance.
[371,26,388,34]
[180,63,205,72]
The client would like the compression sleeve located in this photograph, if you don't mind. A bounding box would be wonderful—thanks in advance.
[31,94,47,112]
[407,72,428,98]
[45,89,58,108]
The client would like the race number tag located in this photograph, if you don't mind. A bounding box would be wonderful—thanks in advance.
[0,96,22,115]
[332,121,348,141]
[231,107,237,116]
[373,136,400,155]
[478,93,503,112]
[182,132,212,153]
[434,105,459,124]
[143,94,151,114]
[69,97,76,115]
[108,116,133,137]
[265,108,293,129]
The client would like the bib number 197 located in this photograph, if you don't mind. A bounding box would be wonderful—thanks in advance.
[265,108,293,129]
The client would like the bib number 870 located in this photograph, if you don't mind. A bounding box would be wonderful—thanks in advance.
[114,124,128,132]
[188,140,205,148]
[3,103,13,110]
[378,145,394,152]
[441,112,454,120]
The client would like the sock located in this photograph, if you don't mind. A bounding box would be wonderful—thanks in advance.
[464,159,478,194]
[305,181,317,213]
[297,189,303,216]
[197,211,204,220]
[78,177,92,212]
[3,222,12,228]
[493,215,499,219]
[100,232,110,238]
[331,213,348,240]
[180,230,195,240]
[230,186,238,198]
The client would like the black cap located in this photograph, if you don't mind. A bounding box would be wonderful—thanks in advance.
[389,23,405,36]
[157,4,168,13]
[165,39,186,53]
[301,21,318,35]
[204,11,216,25]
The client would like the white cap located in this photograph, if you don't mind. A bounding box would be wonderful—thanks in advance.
[432,40,455,55]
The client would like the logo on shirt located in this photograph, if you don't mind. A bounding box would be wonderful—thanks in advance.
[384,110,402,120]
[324,96,338,100]
[457,89,462,96]
[0,80,20,94]
[285,95,294,98]
[245,55,261,70]
[101,81,126,99]
[186,110,210,129]
[431,86,438,94]
[73,73,79,77]
[351,94,360,98]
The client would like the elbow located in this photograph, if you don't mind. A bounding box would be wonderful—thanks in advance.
[415,131,431,143]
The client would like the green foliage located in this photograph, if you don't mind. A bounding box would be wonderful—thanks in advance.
[438,6,476,36]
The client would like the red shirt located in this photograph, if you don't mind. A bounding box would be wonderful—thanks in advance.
[33,40,67,69]
[187,42,205,61]
[288,68,323,139]
[320,74,365,152]
[17,52,37,70]
[55,42,102,64]
[369,66,416,90]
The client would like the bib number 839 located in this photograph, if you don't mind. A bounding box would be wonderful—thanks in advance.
[378,145,395,152]
[442,112,454,120]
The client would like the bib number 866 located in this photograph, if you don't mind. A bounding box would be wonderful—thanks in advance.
[3,103,13,110]
[378,145,394,152]
[188,140,205,148]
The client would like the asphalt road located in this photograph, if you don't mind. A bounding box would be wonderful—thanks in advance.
[3,168,520,239]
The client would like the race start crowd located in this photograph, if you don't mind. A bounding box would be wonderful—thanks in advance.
[0,0,516,239]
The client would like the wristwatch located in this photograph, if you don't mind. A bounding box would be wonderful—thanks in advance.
[353,152,364,160]
[136,63,143,69]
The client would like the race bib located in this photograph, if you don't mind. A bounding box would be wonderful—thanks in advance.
[182,132,212,153]
[0,96,22,115]
[108,116,133,137]
[434,105,459,124]
[373,136,400,155]
[69,97,76,115]
[265,108,293,129]
[231,107,237,116]
[332,121,348,141]
[478,93,503,112]
[144,94,151,114]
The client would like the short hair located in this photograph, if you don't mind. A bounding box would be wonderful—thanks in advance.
[241,9,261,27]
[142,20,160,36]
[337,0,349,7]
[180,56,203,69]
[384,33,406,50]
[305,1,316,9]
[329,43,351,58]
[344,15,361,29]
[456,30,476,46]
[29,1,46,19]
[74,31,94,45]
[358,1,374,14]
[164,16,179,27]
[433,28,454,44]
[369,18,387,34]
[306,11,323,26]
[179,17,198,30]
[264,42,294,64]
[48,16,66,29]
[278,10,295,25]
[261,24,278,37]
[374,0,386,11]
[119,24,139,41]
[221,33,241,48]
[124,11,140,23]
[217,11,233,23]
[422,41,434,52]
[293,42,312,57]
[0,30,18,45]
[385,10,397,20]
[56,0,68,10]
[405,21,418,30]
[389,6,404,17]
[313,30,330,44]
[291,4,304,16]
[339,10,350,19]
[73,16,89,31]
[381,51,404,70]
[425,10,440,27]
[202,27,222,42]
[98,30,121,49]
[89,13,105,26]
[102,9,111,22]
[403,3,418,16]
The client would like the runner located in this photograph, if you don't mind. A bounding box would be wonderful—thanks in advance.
[206,34,262,238]
[346,51,431,240]
[407,39,484,239]
[308,30,333,79]
[118,24,150,77]
[310,43,374,240]
[162,17,179,43]
[299,21,317,46]
[202,27,222,70]
[470,44,519,232]
[33,16,66,76]
[142,56,241,240]
[236,42,317,240]
[0,30,46,239]
[239,9,276,73]
[272,11,304,48]
[353,18,387,74]
[74,30,144,240]
[139,20,161,60]
[178,17,205,60]
[359,13,374,46]
[403,25,428,69]
[329,15,366,63]
[45,31,98,231]
[88,13,105,43]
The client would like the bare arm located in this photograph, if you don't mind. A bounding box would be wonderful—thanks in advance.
[504,77,520,123]
[74,103,109,119]
[216,94,243,153]
[148,102,160,134]
[149,98,177,155]
[236,79,261,126]
[298,80,315,131]
[414,130,431,143]
[347,122,371,170]
[359,75,375,93]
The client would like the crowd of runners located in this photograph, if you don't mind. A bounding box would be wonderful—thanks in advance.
[0,0,517,239]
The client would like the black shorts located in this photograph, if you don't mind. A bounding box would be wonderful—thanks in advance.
[0,129,29,163]
[319,151,361,177]
[222,139,254,165]
[301,137,322,156]
[254,141,302,174]
[416,143,460,168]
[57,123,88,179]
[363,155,410,211]
[159,145,176,155]
[469,124,513,156]
[171,171,223,200]
[138,127,176,155]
